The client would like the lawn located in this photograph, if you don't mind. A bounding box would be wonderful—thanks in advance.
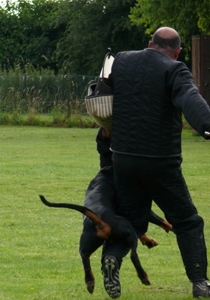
[1,126,210,300]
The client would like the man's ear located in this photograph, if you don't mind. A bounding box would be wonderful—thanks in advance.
[174,47,182,60]
[148,41,153,48]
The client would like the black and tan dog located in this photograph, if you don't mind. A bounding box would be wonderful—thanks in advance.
[40,167,172,294]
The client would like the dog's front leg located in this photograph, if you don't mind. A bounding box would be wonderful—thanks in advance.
[149,210,173,232]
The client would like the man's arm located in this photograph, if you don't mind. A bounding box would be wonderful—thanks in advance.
[171,66,210,138]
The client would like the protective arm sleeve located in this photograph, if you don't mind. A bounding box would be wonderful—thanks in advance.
[171,67,210,139]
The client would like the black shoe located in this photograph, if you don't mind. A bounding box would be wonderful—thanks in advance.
[102,255,121,299]
[193,281,210,298]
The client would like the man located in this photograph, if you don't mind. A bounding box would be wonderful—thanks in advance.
[108,27,210,298]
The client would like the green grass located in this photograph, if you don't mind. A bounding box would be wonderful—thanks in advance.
[1,126,210,300]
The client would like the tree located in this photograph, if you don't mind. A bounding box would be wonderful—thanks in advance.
[0,0,150,75]
[55,0,149,75]
[0,0,65,73]
[196,0,210,33]
[129,0,201,59]
[0,4,22,71]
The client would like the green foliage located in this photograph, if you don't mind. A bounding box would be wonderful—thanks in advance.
[1,0,210,75]
[196,0,210,32]
[0,127,210,299]
[129,0,200,57]
[0,111,97,127]
[0,0,148,75]
[55,0,149,75]
[0,73,95,114]
[0,0,64,74]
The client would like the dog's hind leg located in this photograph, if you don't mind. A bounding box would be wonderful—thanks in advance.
[129,240,150,285]
[39,195,107,293]
[79,219,104,294]
[80,253,95,294]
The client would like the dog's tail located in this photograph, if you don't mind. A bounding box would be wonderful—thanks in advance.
[39,195,111,239]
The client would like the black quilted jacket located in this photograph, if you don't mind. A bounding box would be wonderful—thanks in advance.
[110,48,210,157]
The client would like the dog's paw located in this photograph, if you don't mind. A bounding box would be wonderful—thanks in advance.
[139,234,158,249]
[86,280,95,294]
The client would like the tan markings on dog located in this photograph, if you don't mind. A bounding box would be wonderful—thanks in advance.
[139,234,158,249]
[85,210,111,239]
[159,220,173,232]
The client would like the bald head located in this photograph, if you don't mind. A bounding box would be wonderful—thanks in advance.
[149,27,181,60]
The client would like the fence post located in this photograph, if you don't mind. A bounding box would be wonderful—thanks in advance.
[66,75,71,118]
[192,34,210,105]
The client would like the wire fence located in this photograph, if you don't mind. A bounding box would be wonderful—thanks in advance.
[0,74,97,114]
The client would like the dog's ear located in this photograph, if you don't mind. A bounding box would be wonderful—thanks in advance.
[102,128,111,139]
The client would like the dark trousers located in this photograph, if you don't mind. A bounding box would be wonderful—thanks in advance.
[112,152,208,282]
[102,239,130,268]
